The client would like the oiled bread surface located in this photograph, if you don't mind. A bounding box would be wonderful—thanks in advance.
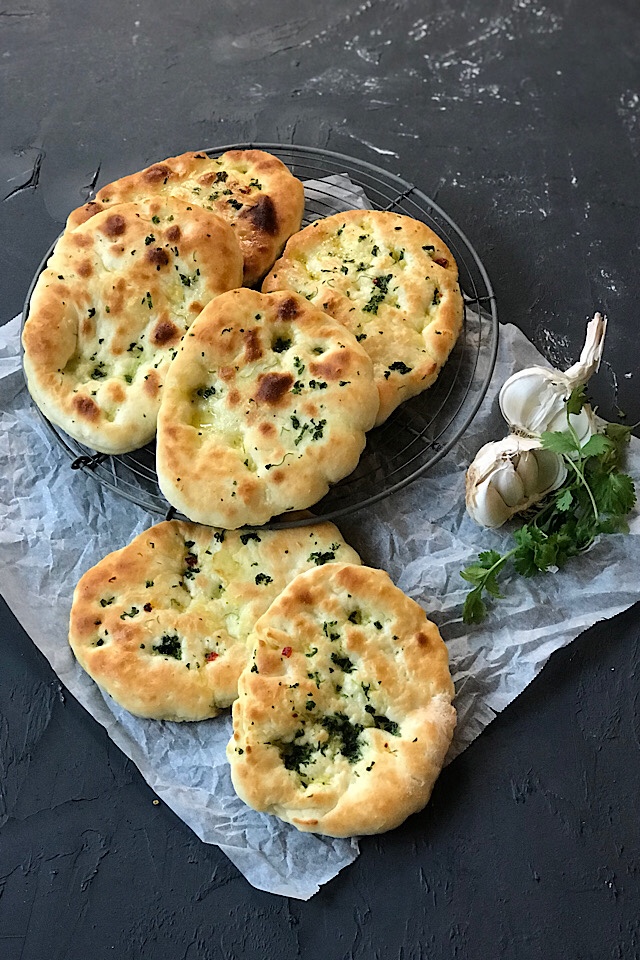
[262,210,464,424]
[156,288,380,528]
[67,150,305,287]
[228,562,456,836]
[22,197,243,454]
[69,520,360,721]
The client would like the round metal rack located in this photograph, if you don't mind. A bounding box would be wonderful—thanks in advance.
[22,143,499,527]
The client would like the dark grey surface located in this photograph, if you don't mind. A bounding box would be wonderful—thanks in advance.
[2,1,640,956]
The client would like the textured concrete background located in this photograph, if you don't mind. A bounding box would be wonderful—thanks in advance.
[2,1,640,957]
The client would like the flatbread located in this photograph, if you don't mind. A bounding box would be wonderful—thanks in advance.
[22,196,243,454]
[156,288,380,528]
[67,149,305,287]
[228,563,456,837]
[262,209,464,425]
[68,520,360,721]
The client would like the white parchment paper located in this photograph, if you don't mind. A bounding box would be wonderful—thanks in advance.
[3,312,639,897]
[2,181,639,898]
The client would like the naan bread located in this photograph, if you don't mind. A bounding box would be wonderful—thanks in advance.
[22,197,243,454]
[67,149,305,287]
[228,563,456,836]
[69,520,360,721]
[156,288,379,528]
[262,210,464,424]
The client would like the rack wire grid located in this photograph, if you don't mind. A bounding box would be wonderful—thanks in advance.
[22,143,499,528]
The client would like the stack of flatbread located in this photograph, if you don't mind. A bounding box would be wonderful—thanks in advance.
[22,148,464,528]
[69,519,456,838]
[23,149,462,836]
[22,149,304,457]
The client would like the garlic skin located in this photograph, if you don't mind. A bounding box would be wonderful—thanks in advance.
[499,313,607,444]
[465,436,567,528]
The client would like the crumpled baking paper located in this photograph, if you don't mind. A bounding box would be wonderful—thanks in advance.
[2,190,639,900]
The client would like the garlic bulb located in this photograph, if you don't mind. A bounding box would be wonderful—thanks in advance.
[499,313,607,444]
[465,436,567,528]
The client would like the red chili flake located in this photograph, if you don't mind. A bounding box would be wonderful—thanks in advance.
[185,554,198,566]
[143,603,152,612]
[434,256,448,267]
[282,646,292,658]
[205,651,219,662]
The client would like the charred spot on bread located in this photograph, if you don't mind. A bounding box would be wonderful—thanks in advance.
[146,247,170,268]
[102,214,127,237]
[73,395,100,421]
[77,260,93,278]
[144,164,172,184]
[151,319,180,346]
[277,297,300,321]
[255,372,294,404]
[309,356,348,381]
[241,195,279,235]
[243,329,263,363]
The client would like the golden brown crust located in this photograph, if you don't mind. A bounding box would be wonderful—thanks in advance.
[262,210,464,425]
[227,563,456,836]
[22,197,243,454]
[66,150,305,287]
[155,289,380,528]
[68,521,360,721]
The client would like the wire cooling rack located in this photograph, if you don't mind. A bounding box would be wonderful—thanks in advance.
[23,143,498,527]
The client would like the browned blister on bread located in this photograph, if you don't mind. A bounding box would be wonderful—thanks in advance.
[262,210,464,425]
[228,563,456,836]
[69,520,361,721]
[22,197,243,453]
[67,150,305,287]
[156,288,380,528]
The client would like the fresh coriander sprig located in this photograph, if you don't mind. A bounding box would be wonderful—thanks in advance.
[461,404,636,624]
[460,548,517,624]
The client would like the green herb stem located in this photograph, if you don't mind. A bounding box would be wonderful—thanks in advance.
[461,388,635,623]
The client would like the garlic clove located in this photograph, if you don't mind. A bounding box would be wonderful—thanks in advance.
[499,313,607,442]
[468,473,517,529]
[534,447,569,492]
[499,368,567,437]
[490,461,526,507]
[466,436,567,528]
[543,401,601,445]
[514,449,541,498]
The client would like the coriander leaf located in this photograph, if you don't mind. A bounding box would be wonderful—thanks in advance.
[552,526,582,565]
[513,524,541,549]
[605,422,633,446]
[460,564,493,585]
[460,549,514,622]
[540,431,580,457]
[483,575,504,599]
[478,549,503,567]
[580,434,615,459]
[590,470,636,516]
[599,515,630,535]
[462,588,487,624]
[513,549,539,577]
[534,539,560,571]
[555,488,573,511]
[513,525,546,575]
[566,384,587,415]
